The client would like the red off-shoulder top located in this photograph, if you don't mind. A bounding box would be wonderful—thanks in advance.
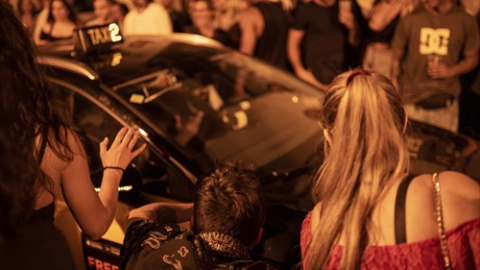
[300,212,480,269]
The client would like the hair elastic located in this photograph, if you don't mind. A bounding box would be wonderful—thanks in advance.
[346,68,371,86]
[103,166,125,173]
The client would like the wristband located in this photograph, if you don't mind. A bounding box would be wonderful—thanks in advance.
[103,166,125,174]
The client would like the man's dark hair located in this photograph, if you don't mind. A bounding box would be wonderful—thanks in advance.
[113,1,129,16]
[193,161,265,247]
[190,0,213,10]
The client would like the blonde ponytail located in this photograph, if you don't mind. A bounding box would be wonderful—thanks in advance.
[307,70,409,269]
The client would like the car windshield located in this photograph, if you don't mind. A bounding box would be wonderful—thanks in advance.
[112,45,324,174]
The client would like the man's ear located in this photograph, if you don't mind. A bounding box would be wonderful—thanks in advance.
[250,227,263,248]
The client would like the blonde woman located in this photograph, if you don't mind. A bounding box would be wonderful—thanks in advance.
[300,69,480,269]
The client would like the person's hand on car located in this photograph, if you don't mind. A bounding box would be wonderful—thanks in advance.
[99,127,147,170]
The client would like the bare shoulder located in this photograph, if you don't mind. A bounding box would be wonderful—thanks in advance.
[41,22,52,32]
[411,172,480,230]
[239,6,262,25]
[41,127,86,176]
[46,127,86,160]
[65,127,86,154]
[436,171,480,199]
[411,171,480,199]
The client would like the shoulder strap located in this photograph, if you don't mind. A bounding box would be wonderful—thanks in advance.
[432,173,451,270]
[394,174,415,244]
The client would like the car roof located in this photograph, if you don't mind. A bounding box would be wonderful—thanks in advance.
[37,34,229,87]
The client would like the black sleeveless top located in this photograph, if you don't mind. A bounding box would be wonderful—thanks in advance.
[40,31,72,41]
[39,23,73,42]
[253,2,289,70]
[1,136,76,270]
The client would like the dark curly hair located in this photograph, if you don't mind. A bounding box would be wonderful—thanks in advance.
[46,0,80,25]
[0,2,73,247]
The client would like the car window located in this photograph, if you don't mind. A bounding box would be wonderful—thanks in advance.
[111,50,323,175]
[49,81,193,201]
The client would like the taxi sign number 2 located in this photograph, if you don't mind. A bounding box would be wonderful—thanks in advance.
[86,23,122,46]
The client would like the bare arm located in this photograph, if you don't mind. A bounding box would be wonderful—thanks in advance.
[126,202,194,228]
[60,127,146,239]
[287,28,328,90]
[427,49,479,79]
[391,47,404,90]
[287,28,306,75]
[339,10,359,47]
[239,7,262,55]
[367,1,403,32]
[33,9,48,44]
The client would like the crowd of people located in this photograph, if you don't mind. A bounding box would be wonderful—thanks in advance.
[1,0,480,269]
[3,0,480,137]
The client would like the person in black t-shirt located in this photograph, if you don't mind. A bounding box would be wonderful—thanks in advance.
[287,0,360,90]
[238,0,290,70]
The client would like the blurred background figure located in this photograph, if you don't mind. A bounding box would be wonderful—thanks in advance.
[123,0,172,35]
[32,0,50,43]
[287,0,361,91]
[458,0,480,141]
[159,0,187,32]
[111,0,129,29]
[185,0,231,45]
[212,0,242,31]
[391,0,479,133]
[459,0,479,16]
[86,0,114,26]
[16,0,40,34]
[238,0,290,70]
[361,0,416,79]
[301,69,480,269]
[36,0,81,44]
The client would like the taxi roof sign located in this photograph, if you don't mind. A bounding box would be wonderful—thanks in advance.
[73,23,123,54]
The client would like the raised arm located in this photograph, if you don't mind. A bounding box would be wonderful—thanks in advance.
[367,1,404,33]
[391,47,404,90]
[338,8,360,47]
[60,127,146,239]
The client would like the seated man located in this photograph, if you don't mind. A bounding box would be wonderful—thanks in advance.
[120,162,273,270]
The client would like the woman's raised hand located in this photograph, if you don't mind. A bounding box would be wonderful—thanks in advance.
[99,127,147,170]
